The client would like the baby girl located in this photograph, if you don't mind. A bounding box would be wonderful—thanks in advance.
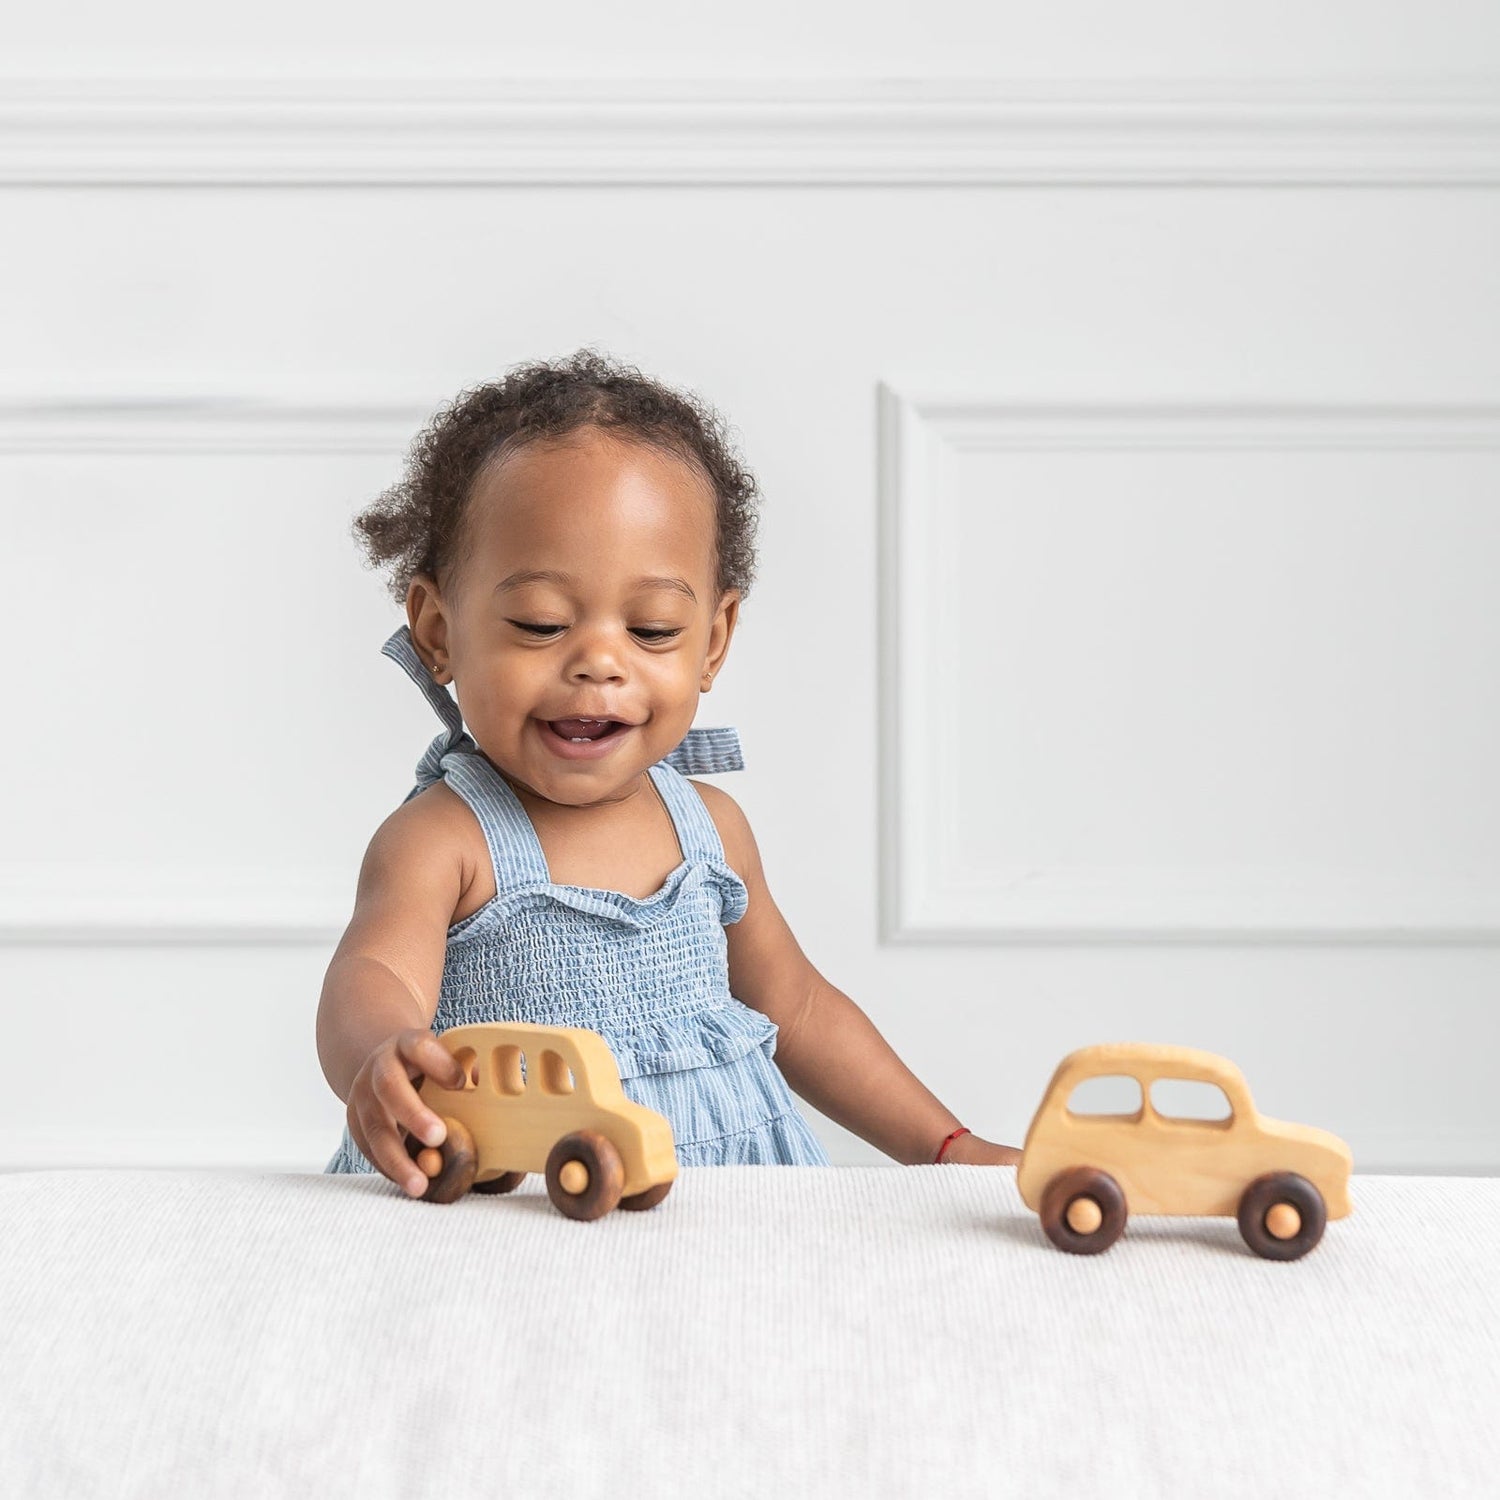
[316,348,1021,1194]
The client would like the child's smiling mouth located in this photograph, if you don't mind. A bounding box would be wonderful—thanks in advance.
[550,717,627,742]
[537,717,635,760]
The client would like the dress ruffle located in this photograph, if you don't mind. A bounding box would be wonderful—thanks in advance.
[671,1108,830,1166]
[605,1000,776,1081]
[447,858,748,941]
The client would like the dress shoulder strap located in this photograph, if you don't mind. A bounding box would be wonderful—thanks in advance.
[381,625,548,890]
[648,761,734,867]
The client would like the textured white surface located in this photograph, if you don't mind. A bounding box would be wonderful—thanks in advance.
[2,1166,1497,1498]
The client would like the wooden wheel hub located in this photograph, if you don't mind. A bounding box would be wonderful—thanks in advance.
[1065,1196,1103,1235]
[558,1161,590,1195]
[1264,1202,1302,1240]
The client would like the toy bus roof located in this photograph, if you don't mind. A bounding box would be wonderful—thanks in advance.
[438,1022,626,1091]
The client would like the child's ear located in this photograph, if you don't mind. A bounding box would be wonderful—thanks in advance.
[701,590,740,691]
[406,574,451,681]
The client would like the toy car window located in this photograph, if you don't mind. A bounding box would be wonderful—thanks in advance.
[1149,1078,1232,1122]
[1065,1075,1142,1116]
[491,1045,526,1096]
[538,1050,576,1095]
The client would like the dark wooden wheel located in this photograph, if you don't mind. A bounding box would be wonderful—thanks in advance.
[1237,1172,1327,1261]
[407,1117,478,1205]
[619,1179,674,1212]
[545,1130,625,1221]
[1039,1166,1128,1254]
[471,1171,526,1196]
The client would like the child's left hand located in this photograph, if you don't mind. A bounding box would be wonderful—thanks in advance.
[942,1133,1023,1167]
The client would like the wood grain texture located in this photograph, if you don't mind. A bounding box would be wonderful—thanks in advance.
[1018,1043,1354,1236]
[415,1023,678,1211]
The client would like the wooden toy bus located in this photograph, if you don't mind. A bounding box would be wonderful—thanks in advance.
[406,1021,678,1220]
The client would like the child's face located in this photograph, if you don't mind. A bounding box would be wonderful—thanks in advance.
[407,425,739,810]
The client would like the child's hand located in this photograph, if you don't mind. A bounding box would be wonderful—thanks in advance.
[942,1133,1023,1167]
[346,1028,469,1197]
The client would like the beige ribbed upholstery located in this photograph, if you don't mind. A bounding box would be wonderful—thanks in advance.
[2,1167,1496,1498]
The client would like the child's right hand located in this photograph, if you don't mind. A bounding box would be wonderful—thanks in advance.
[346,1028,469,1197]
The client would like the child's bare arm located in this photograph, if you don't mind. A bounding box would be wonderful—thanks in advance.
[696,782,1022,1166]
[316,795,468,1193]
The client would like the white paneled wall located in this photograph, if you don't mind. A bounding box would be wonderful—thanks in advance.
[880,392,1500,942]
[3,4,1499,1173]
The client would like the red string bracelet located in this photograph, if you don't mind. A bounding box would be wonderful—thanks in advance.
[934,1126,971,1164]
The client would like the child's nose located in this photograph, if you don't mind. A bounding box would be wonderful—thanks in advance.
[565,628,627,682]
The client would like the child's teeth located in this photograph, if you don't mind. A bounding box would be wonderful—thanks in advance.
[551,716,618,743]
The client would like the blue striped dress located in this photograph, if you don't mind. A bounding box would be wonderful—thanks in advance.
[324,624,830,1174]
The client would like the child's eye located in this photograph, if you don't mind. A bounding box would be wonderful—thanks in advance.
[508,621,682,642]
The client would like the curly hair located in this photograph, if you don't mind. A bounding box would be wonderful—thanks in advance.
[353,348,760,607]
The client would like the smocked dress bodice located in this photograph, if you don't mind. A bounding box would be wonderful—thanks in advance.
[324,625,830,1173]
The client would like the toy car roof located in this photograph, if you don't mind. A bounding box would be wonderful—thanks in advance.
[1048,1042,1252,1091]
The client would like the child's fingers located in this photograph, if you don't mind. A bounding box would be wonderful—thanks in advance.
[394,1031,468,1095]
[372,1051,450,1152]
[415,1034,469,1092]
[352,1098,430,1198]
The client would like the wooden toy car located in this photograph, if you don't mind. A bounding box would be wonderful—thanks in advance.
[403,1022,678,1220]
[1017,1043,1352,1260]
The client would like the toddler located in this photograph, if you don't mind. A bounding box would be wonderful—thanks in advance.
[316,349,1022,1195]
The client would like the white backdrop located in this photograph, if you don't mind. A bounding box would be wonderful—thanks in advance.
[3,3,1499,1173]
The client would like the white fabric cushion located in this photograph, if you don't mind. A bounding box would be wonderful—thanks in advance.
[2,1167,1497,1498]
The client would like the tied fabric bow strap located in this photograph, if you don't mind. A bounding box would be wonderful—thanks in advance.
[382,625,477,795]
[380,622,747,793]
[657,724,744,776]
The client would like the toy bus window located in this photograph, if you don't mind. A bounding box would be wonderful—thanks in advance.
[452,1047,479,1091]
[491,1045,525,1096]
[1065,1075,1143,1118]
[1150,1078,1232,1122]
[537,1050,576,1096]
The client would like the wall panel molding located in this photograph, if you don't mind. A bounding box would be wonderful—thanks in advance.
[0,396,415,945]
[0,395,433,454]
[0,861,350,947]
[877,384,1500,945]
[2,76,1498,185]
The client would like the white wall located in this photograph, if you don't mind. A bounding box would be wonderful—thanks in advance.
[3,4,1499,1173]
